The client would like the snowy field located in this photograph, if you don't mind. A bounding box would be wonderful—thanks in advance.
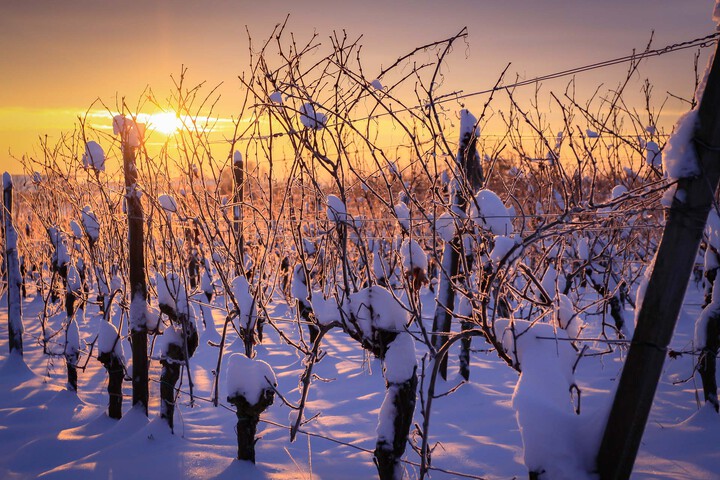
[0,278,719,480]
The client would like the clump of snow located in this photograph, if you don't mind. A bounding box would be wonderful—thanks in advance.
[81,206,100,242]
[113,115,146,147]
[662,110,700,180]
[556,294,583,339]
[326,195,348,224]
[3,171,13,190]
[157,323,184,357]
[471,189,513,235]
[226,353,277,404]
[233,150,242,166]
[646,141,661,169]
[434,212,457,242]
[300,102,327,130]
[290,264,309,305]
[394,202,410,231]
[459,109,480,139]
[70,220,83,239]
[65,319,80,357]
[156,272,187,315]
[158,194,178,214]
[82,141,106,171]
[370,79,383,91]
[610,185,628,200]
[129,294,149,331]
[400,238,428,273]
[348,286,408,338]
[231,276,257,331]
[490,235,520,265]
[586,129,599,138]
[269,92,283,104]
[383,332,416,384]
[67,265,82,293]
[98,320,124,360]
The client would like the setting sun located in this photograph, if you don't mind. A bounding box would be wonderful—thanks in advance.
[146,111,183,135]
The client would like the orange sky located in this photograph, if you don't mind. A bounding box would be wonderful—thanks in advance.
[0,0,715,174]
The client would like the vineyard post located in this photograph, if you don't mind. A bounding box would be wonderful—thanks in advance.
[597,41,720,479]
[233,152,244,275]
[3,172,23,356]
[123,125,150,415]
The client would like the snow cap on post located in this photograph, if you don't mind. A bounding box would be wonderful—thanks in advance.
[226,353,277,404]
[113,115,145,147]
[233,150,243,165]
[3,171,12,190]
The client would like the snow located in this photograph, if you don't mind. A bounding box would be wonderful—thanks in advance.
[70,220,83,239]
[156,272,186,315]
[383,332,416,384]
[662,110,700,179]
[459,109,480,138]
[434,212,457,242]
[226,353,277,404]
[610,184,628,200]
[158,194,178,213]
[112,115,146,147]
[299,102,327,130]
[399,238,428,273]
[97,320,124,360]
[81,206,100,242]
[233,150,243,166]
[81,141,105,171]
[646,141,661,169]
[290,264,309,304]
[370,79,383,91]
[490,235,519,265]
[393,202,410,231]
[269,92,283,104]
[586,129,599,138]
[0,274,719,479]
[326,194,348,224]
[470,189,514,236]
[65,319,80,356]
[231,275,257,331]
[349,286,408,337]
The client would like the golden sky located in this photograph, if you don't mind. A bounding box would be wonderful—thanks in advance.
[0,0,715,174]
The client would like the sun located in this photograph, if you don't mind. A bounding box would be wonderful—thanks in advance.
[147,111,183,135]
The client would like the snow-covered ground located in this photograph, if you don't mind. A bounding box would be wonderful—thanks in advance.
[0,280,719,479]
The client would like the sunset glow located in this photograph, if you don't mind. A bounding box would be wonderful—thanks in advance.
[145,112,184,136]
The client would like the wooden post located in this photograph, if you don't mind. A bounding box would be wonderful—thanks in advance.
[123,131,149,415]
[597,42,720,479]
[431,110,483,379]
[3,173,23,356]
[233,151,244,275]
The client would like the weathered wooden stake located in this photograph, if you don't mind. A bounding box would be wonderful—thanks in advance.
[3,172,23,356]
[597,42,720,479]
